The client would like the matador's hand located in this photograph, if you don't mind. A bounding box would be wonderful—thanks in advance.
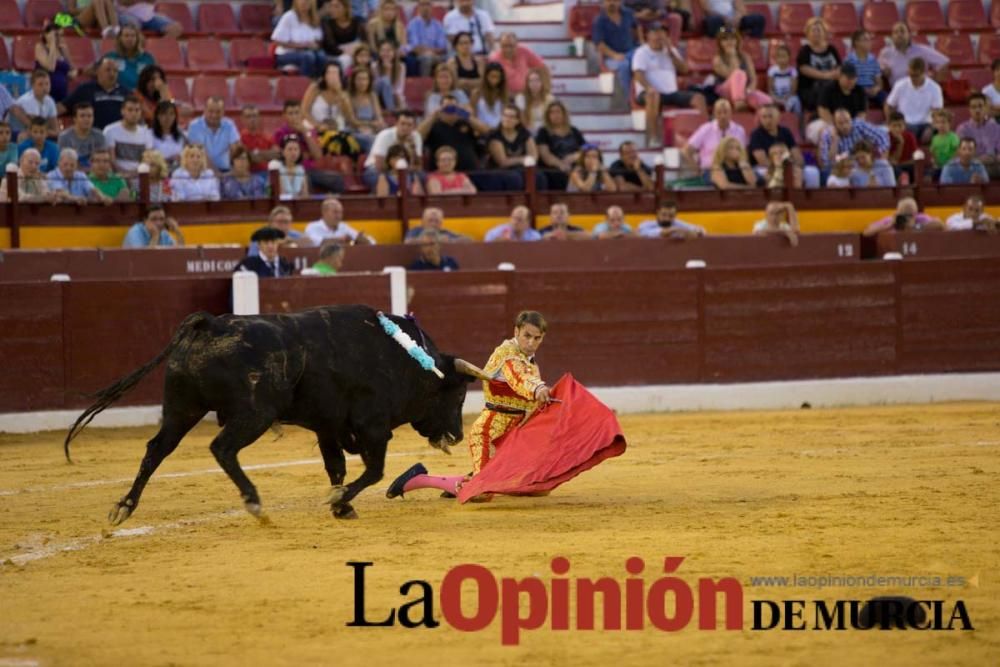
[535,385,551,403]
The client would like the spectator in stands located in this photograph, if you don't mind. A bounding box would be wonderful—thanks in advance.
[473,62,510,129]
[349,0,377,21]
[406,0,447,77]
[568,145,617,193]
[709,136,761,189]
[141,149,172,202]
[367,0,407,51]
[593,205,633,239]
[946,195,997,232]
[409,230,460,271]
[749,104,817,188]
[426,63,471,110]
[610,140,654,192]
[34,23,75,104]
[929,108,959,175]
[375,144,424,196]
[752,201,798,246]
[0,122,17,173]
[712,27,771,112]
[539,202,588,240]
[104,24,154,92]
[844,30,884,109]
[984,59,1000,119]
[0,85,31,141]
[763,143,802,188]
[536,101,586,191]
[699,0,765,39]
[940,138,989,185]
[235,227,293,277]
[47,147,111,204]
[277,136,309,198]
[817,62,866,126]
[221,145,269,200]
[135,65,176,124]
[886,111,916,181]
[767,43,801,115]
[886,58,942,145]
[362,110,422,190]
[122,204,185,247]
[59,57,129,131]
[444,0,496,57]
[345,69,385,153]
[170,144,221,201]
[849,141,895,187]
[448,32,482,97]
[88,149,131,201]
[374,42,406,112]
[593,0,638,91]
[57,103,106,169]
[304,62,349,135]
[12,70,59,139]
[682,98,745,174]
[957,93,1000,180]
[825,154,852,187]
[18,117,60,173]
[863,197,943,236]
[487,103,544,191]
[272,0,327,78]
[68,0,119,38]
[239,107,280,173]
[276,99,344,193]
[638,200,705,239]
[249,205,311,256]
[151,101,185,169]
[818,108,892,183]
[632,22,704,147]
[485,205,542,242]
[305,196,375,245]
[515,69,554,133]
[117,0,183,38]
[312,243,346,274]
[489,33,548,96]
[350,43,376,76]
[321,0,366,71]
[878,22,948,88]
[186,97,241,174]
[405,206,471,242]
[796,18,841,113]
[427,146,477,194]
[103,95,152,175]
[0,149,55,203]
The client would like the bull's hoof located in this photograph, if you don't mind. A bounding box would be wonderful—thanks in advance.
[325,485,349,506]
[244,502,272,525]
[429,440,452,454]
[332,503,359,520]
[108,498,134,526]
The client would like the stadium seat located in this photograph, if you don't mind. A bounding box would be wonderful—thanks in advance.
[744,4,776,36]
[404,77,431,112]
[230,37,273,69]
[778,111,803,145]
[12,35,36,71]
[820,2,859,36]
[732,111,756,136]
[777,3,813,36]
[664,111,707,146]
[145,37,185,73]
[169,77,191,105]
[186,37,229,72]
[273,76,311,105]
[234,76,278,111]
[197,3,239,35]
[99,36,115,56]
[155,2,196,33]
[685,38,716,73]
[994,1,1000,29]
[946,0,987,31]
[978,33,1000,65]
[934,34,975,68]
[191,74,233,108]
[742,38,766,71]
[904,1,946,34]
[239,3,274,33]
[0,0,25,31]
[862,1,900,34]
[65,36,98,71]
[959,69,993,91]
[429,5,447,22]
[24,0,62,28]
[568,4,600,39]
[0,40,9,70]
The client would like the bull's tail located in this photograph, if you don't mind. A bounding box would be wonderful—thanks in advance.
[63,312,214,463]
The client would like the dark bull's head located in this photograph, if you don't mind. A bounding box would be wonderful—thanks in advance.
[412,357,490,453]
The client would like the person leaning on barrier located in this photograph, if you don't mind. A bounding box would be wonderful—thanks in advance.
[637,201,705,240]
[47,147,113,205]
[312,243,346,275]
[752,201,799,247]
[484,205,542,242]
[121,203,184,248]
[408,230,460,271]
[234,227,294,278]
[0,148,56,203]
[405,206,471,243]
[863,197,943,237]
[249,205,312,257]
[592,205,634,239]
[304,196,375,246]
[945,195,998,234]
[87,148,131,201]
[539,202,589,241]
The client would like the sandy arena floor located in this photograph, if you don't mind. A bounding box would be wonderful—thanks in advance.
[1,403,998,666]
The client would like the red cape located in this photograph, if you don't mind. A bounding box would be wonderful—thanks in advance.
[458,374,626,503]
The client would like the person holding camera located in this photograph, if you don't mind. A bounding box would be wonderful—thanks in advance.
[863,197,943,236]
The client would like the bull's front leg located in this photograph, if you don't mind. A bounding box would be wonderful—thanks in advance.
[327,425,390,520]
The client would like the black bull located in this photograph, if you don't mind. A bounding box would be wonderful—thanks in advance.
[64,305,484,523]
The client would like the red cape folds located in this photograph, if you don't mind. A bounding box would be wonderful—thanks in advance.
[458,374,626,503]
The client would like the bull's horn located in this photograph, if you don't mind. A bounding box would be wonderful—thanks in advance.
[454,358,490,381]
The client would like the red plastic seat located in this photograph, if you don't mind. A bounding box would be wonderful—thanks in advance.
[63,36,97,71]
[742,38,766,71]
[979,33,1000,65]
[239,3,274,33]
[24,0,62,28]
[404,76,431,112]
[777,3,814,36]
[0,0,25,31]
[946,0,986,31]
[744,4,776,36]
[191,74,233,108]
[12,35,36,71]
[904,1,946,34]
[186,37,229,72]
[145,37,185,72]
[862,1,900,34]
[821,2,859,36]
[168,76,191,105]
[430,5,447,22]
[0,40,9,70]
[154,2,195,33]
[197,3,239,34]
[994,0,1000,29]
[230,37,272,69]
[664,112,708,147]
[274,76,311,104]
[934,34,975,68]
[778,111,803,145]
[568,4,600,39]
[959,69,993,91]
[686,38,716,73]
[234,76,278,111]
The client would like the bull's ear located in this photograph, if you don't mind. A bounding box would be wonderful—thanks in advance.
[454,358,490,382]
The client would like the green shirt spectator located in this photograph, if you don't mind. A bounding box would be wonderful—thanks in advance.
[88,149,132,201]
[930,131,960,168]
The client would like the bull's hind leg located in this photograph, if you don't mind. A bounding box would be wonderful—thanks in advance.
[208,416,274,522]
[110,408,206,526]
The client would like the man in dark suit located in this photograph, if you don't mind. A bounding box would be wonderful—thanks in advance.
[235,227,294,278]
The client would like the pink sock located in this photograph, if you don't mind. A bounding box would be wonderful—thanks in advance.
[403,474,464,494]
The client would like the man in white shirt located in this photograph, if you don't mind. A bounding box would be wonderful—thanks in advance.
[886,57,943,144]
[631,22,706,147]
[443,0,495,56]
[362,111,423,190]
[304,197,375,246]
[102,95,153,175]
[945,195,998,232]
[637,201,705,239]
[13,69,59,138]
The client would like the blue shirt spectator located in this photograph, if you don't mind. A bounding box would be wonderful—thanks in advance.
[940,158,989,185]
[122,221,176,247]
[17,138,60,172]
[186,100,241,172]
[407,14,447,53]
[352,0,378,20]
[592,4,637,59]
[819,112,889,170]
[47,167,98,199]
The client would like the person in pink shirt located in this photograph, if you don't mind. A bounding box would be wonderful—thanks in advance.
[681,98,747,172]
[488,33,548,94]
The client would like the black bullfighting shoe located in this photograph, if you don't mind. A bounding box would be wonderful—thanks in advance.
[386,462,428,499]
